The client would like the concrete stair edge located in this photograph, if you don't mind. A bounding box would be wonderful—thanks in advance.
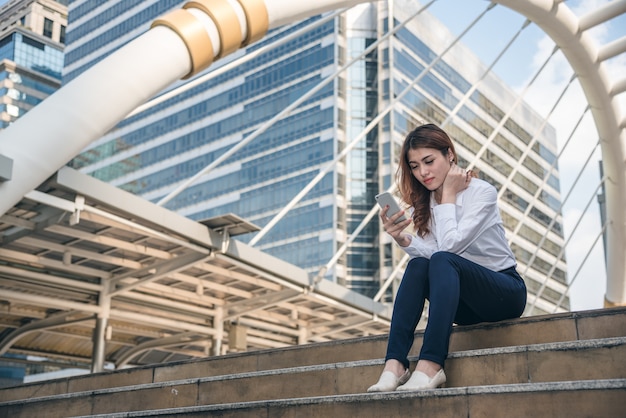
[446,335,626,359]
[72,378,626,418]
[1,335,623,408]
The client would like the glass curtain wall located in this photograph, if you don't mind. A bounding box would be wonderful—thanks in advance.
[65,2,344,282]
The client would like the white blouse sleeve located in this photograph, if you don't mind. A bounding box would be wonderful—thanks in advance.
[401,232,438,258]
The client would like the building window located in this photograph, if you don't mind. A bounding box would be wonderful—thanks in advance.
[43,18,53,39]
[21,35,45,50]
[59,25,66,44]
[0,34,13,49]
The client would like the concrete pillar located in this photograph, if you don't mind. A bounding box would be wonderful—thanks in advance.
[91,316,108,373]
[92,284,111,373]
[228,323,248,352]
[212,307,224,356]
[298,325,308,345]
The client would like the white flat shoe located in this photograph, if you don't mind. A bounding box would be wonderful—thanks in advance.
[396,369,446,391]
[367,369,411,392]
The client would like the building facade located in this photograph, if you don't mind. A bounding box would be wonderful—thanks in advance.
[0,0,67,388]
[0,0,66,129]
[63,0,568,315]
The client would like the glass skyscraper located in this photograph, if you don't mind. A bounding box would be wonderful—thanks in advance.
[63,0,568,315]
[0,0,66,129]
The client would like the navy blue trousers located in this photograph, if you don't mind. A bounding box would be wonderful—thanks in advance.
[385,252,527,369]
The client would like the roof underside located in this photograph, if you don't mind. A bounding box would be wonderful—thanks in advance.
[0,167,391,371]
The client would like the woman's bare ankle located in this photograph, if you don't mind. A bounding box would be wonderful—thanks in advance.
[382,359,406,377]
[415,359,442,378]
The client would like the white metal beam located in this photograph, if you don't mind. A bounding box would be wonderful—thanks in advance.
[0,311,93,356]
[578,0,626,31]
[495,0,626,305]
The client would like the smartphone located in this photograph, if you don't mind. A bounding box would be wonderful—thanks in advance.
[375,192,408,223]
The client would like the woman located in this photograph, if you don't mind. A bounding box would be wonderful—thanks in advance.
[367,123,527,392]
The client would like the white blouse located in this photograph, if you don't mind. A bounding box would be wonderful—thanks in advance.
[400,178,517,272]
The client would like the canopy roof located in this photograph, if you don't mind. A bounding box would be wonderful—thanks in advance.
[0,167,391,370]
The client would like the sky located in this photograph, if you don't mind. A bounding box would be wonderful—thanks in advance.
[426,0,626,312]
[3,0,623,311]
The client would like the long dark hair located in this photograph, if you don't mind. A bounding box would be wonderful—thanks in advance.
[397,124,456,237]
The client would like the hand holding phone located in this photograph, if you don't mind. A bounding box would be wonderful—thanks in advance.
[375,192,407,224]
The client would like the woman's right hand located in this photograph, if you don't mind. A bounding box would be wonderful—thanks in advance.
[380,205,412,247]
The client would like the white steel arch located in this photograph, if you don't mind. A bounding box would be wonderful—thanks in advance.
[0,0,623,306]
[492,0,626,305]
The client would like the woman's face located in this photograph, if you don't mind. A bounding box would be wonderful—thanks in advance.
[407,147,452,192]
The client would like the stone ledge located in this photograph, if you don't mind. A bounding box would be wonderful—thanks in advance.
[73,378,626,418]
[1,336,622,408]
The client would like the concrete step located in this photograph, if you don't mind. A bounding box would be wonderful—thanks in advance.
[445,336,626,386]
[1,337,623,417]
[2,306,624,403]
[75,379,626,418]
